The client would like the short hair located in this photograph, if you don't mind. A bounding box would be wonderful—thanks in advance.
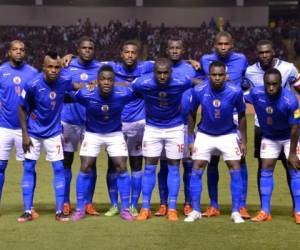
[263,68,282,82]
[45,51,59,60]
[9,40,25,50]
[215,31,232,43]
[209,61,226,72]
[256,40,274,49]
[98,65,115,77]
[155,57,172,68]
[77,36,95,47]
[167,36,184,46]
[121,40,140,51]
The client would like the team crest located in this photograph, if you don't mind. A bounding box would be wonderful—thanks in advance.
[49,91,57,100]
[158,91,167,98]
[13,76,21,84]
[266,106,273,114]
[212,99,221,108]
[101,104,109,112]
[80,73,88,81]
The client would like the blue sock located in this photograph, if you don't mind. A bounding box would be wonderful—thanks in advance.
[22,159,36,211]
[117,171,131,210]
[106,171,118,207]
[131,170,143,208]
[76,171,90,212]
[85,167,97,204]
[260,169,273,214]
[289,169,300,213]
[158,160,168,205]
[64,168,72,204]
[240,162,248,208]
[52,161,66,213]
[207,163,219,208]
[190,168,203,212]
[0,160,8,203]
[167,165,180,210]
[142,165,156,209]
[230,169,243,213]
[183,160,193,204]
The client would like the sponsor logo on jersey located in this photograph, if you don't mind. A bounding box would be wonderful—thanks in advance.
[212,99,221,108]
[80,73,88,81]
[101,104,109,112]
[49,91,57,100]
[158,91,167,98]
[266,106,273,114]
[13,76,21,84]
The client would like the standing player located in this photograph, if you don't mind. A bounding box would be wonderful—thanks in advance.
[244,68,300,223]
[155,38,197,217]
[70,65,135,221]
[104,40,153,217]
[134,58,192,221]
[0,40,38,216]
[184,61,247,223]
[245,40,300,208]
[199,31,249,218]
[61,36,102,216]
[18,52,82,222]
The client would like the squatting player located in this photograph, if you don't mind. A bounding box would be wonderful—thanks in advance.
[185,61,247,223]
[244,68,300,224]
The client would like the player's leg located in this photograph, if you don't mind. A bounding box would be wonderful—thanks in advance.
[104,156,119,216]
[106,131,133,221]
[184,132,212,222]
[254,126,263,201]
[85,159,99,215]
[63,151,74,214]
[137,125,163,221]
[18,136,41,222]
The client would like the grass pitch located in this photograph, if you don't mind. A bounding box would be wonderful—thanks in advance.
[0,115,298,250]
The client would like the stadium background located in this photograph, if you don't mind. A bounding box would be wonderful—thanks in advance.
[0,0,300,249]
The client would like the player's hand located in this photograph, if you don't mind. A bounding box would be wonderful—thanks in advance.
[22,135,33,153]
[240,142,247,157]
[86,80,97,91]
[187,59,201,71]
[61,54,73,67]
[288,153,300,169]
[115,82,129,87]
[188,144,194,157]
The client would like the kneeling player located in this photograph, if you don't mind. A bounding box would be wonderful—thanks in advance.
[184,61,247,223]
[245,68,300,223]
[70,65,134,221]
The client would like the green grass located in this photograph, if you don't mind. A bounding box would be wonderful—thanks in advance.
[0,115,298,250]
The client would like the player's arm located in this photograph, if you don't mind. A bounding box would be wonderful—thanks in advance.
[288,124,300,169]
[18,104,33,153]
[186,59,201,71]
[61,54,75,67]
[238,111,247,156]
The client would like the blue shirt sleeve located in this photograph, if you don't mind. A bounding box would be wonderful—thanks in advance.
[235,89,246,114]
[288,95,300,125]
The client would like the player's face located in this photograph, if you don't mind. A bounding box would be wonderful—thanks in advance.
[121,44,138,68]
[98,70,115,96]
[78,41,95,62]
[154,63,172,85]
[166,40,184,62]
[209,66,226,91]
[257,44,275,68]
[264,73,281,98]
[8,41,25,65]
[214,36,233,58]
[43,56,61,82]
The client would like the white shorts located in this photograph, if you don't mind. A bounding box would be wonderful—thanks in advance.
[192,132,242,162]
[80,131,128,157]
[122,119,145,156]
[0,127,24,161]
[142,124,184,160]
[260,137,300,159]
[25,135,64,161]
[62,122,85,152]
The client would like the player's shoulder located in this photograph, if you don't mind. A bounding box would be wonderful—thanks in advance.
[0,61,11,72]
[276,59,297,73]
[246,62,261,74]
[133,72,153,85]
[23,63,38,74]
[226,82,242,93]
[250,86,264,95]
[282,87,297,101]
[201,53,215,62]
[113,85,132,97]
[59,74,72,83]
[231,52,247,61]
[194,80,209,93]
[26,73,43,88]
[137,60,154,71]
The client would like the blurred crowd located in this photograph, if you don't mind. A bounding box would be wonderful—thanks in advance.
[0,17,298,70]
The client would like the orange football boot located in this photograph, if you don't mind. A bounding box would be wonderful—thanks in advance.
[63,203,72,216]
[167,209,179,221]
[239,207,251,219]
[202,206,220,217]
[136,208,152,221]
[31,208,39,219]
[85,204,100,216]
[251,210,272,222]
[155,204,168,216]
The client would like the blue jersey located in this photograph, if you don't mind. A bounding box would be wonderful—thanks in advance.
[0,62,37,129]
[107,61,154,123]
[181,88,193,125]
[20,73,73,139]
[74,86,133,133]
[132,73,192,128]
[200,51,248,86]
[172,61,196,81]
[61,58,103,125]
[244,86,300,140]
[191,81,246,135]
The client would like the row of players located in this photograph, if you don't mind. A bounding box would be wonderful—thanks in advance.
[0,31,299,223]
